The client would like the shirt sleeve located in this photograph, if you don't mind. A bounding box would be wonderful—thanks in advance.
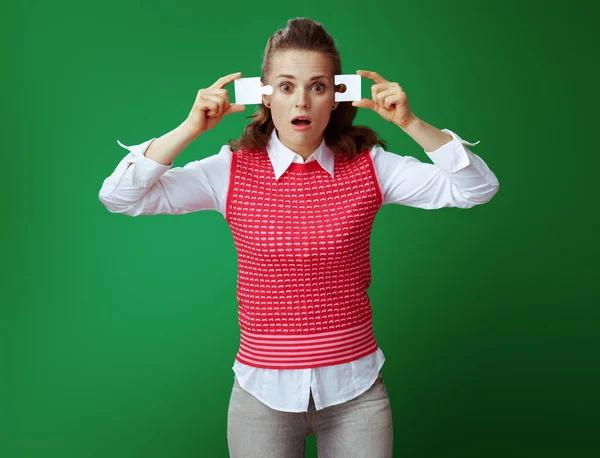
[371,128,500,209]
[98,138,232,217]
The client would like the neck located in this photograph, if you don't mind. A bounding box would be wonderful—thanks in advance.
[276,131,321,162]
[298,152,312,162]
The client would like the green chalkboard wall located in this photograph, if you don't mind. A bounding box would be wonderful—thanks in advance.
[2,0,597,457]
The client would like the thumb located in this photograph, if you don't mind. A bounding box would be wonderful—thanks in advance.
[225,104,247,116]
[352,98,375,111]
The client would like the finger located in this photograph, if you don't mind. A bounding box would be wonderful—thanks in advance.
[376,88,398,105]
[371,83,395,103]
[205,88,229,98]
[218,90,230,114]
[356,70,388,84]
[201,94,224,117]
[371,86,381,110]
[224,104,247,116]
[383,95,401,109]
[372,82,395,93]
[213,94,227,116]
[351,98,376,111]
[205,88,231,115]
[371,85,383,107]
[210,72,243,89]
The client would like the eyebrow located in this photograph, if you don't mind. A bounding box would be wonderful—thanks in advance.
[275,74,328,81]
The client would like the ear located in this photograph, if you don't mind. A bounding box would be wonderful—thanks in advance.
[333,102,339,110]
[262,93,270,107]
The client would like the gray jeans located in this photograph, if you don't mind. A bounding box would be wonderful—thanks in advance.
[227,371,393,457]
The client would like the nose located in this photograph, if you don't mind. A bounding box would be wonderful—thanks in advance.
[295,88,309,108]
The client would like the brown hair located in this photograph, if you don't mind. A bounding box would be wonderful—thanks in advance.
[227,17,388,160]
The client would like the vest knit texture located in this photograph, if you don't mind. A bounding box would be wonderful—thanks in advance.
[225,146,384,370]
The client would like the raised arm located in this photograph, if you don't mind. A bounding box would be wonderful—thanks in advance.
[353,70,499,209]
[98,124,232,216]
[98,72,245,217]
[372,129,500,209]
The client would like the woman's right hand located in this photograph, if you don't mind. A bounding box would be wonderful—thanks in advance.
[184,72,246,137]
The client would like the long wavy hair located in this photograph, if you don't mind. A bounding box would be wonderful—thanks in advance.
[227,17,388,161]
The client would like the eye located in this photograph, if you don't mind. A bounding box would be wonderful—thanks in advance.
[279,82,327,93]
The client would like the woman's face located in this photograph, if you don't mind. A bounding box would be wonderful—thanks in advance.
[262,50,339,159]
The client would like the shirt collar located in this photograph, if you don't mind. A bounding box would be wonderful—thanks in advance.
[267,128,334,181]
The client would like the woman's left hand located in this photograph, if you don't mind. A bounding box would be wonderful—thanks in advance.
[352,70,416,129]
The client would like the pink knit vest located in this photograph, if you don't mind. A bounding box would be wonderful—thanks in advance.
[225,145,384,369]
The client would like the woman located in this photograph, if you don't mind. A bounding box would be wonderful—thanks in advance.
[99,17,499,458]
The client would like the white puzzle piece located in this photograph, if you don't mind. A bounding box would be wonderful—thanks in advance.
[334,74,361,102]
[234,77,273,105]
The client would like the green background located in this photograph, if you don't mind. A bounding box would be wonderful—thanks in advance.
[3,0,598,456]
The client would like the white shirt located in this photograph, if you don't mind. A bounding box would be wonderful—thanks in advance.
[99,127,499,412]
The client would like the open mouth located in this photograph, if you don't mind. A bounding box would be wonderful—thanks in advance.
[291,116,312,126]
[291,117,312,130]
[292,120,311,126]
